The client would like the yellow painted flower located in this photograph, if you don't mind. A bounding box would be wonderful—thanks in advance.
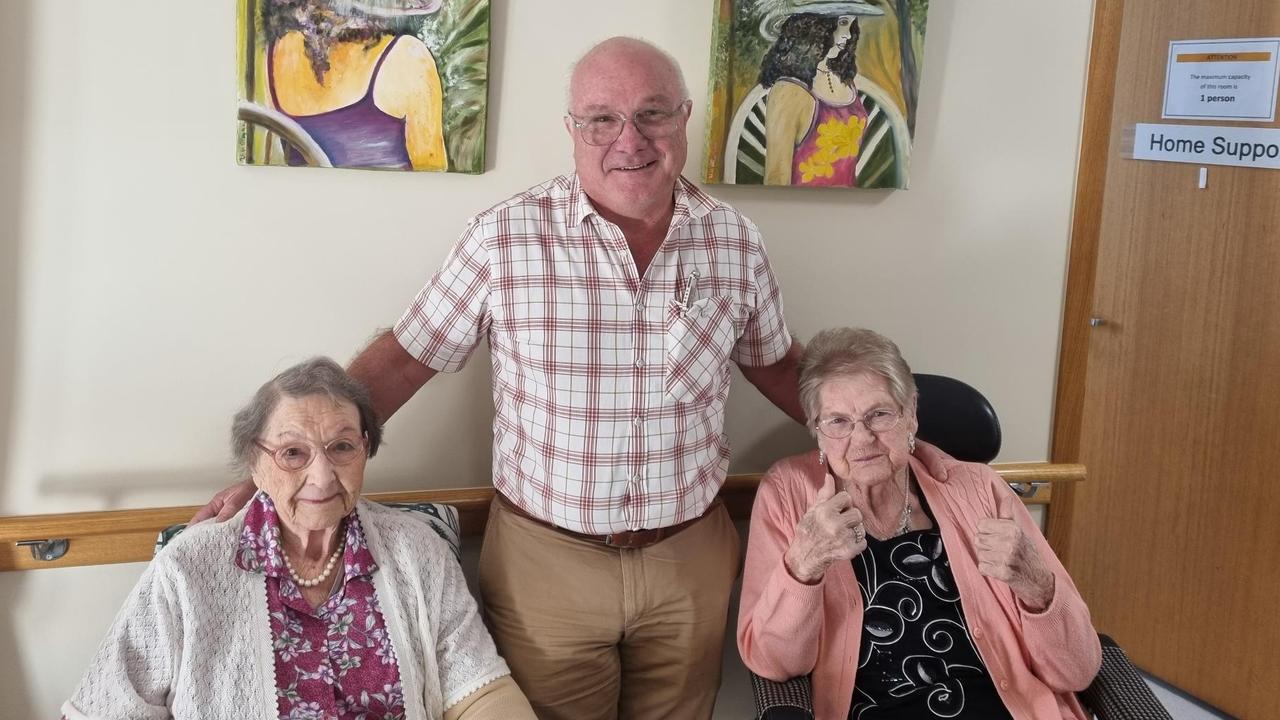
[798,154,835,183]
[795,116,867,183]
[815,115,866,161]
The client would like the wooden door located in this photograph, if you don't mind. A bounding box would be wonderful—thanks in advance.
[1048,1,1280,717]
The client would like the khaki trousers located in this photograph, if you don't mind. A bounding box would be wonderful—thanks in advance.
[478,497,740,720]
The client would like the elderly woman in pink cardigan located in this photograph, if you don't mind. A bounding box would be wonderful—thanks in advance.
[738,328,1100,720]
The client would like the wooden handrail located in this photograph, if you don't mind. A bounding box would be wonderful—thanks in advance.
[0,463,1083,572]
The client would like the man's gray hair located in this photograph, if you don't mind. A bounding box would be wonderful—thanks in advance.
[798,328,918,427]
[229,356,383,478]
[565,36,691,110]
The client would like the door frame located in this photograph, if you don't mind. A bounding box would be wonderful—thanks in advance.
[1046,0,1124,561]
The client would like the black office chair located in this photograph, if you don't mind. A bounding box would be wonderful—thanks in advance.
[749,374,1171,720]
[913,373,1002,463]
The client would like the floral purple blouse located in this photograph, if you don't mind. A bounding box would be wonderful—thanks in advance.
[236,492,407,720]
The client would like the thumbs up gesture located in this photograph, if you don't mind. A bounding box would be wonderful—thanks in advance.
[976,492,1055,611]
[784,473,868,585]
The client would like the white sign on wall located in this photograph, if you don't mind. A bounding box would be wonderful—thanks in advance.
[1162,37,1280,122]
[1133,123,1280,170]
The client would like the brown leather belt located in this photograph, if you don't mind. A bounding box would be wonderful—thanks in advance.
[497,494,722,549]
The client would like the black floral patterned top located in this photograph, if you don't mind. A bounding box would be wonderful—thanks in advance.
[850,491,1013,719]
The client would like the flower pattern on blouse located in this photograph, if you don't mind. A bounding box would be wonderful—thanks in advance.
[892,532,960,603]
[797,115,866,183]
[236,492,406,720]
[851,514,1011,719]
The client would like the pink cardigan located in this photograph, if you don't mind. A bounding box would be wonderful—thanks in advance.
[738,443,1101,720]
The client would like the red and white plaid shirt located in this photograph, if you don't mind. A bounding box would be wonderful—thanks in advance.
[395,174,792,534]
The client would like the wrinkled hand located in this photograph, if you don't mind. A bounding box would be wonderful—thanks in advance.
[976,492,1055,611]
[188,478,256,525]
[784,473,867,584]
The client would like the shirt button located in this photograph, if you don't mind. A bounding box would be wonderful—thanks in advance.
[632,415,642,428]
[999,680,1010,691]
[634,357,645,368]
[631,474,641,484]
[635,301,645,311]
[972,627,983,639]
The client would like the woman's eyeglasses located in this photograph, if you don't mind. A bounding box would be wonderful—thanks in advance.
[255,435,368,472]
[814,409,903,439]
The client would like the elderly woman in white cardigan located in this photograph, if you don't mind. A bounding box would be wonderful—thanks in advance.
[64,357,534,720]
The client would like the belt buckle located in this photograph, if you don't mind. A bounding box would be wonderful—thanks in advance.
[605,528,661,549]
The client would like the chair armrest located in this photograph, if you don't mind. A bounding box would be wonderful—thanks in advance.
[1079,634,1172,720]
[749,671,814,720]
[748,636,1173,720]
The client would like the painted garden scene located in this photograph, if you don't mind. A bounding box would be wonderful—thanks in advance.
[236,0,491,173]
[702,0,929,189]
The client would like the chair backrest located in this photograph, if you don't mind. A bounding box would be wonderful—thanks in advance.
[155,502,462,561]
[912,373,1001,463]
[380,501,462,561]
[237,100,334,168]
[724,84,769,184]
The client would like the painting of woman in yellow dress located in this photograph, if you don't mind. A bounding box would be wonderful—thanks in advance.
[237,0,490,173]
[703,0,929,189]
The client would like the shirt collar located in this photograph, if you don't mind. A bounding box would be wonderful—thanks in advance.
[568,173,714,228]
[674,175,716,221]
[567,173,593,226]
[234,491,377,582]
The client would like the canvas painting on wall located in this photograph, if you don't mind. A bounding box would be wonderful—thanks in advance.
[236,0,491,173]
[702,0,929,188]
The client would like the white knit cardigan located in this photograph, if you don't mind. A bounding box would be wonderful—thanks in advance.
[63,500,511,720]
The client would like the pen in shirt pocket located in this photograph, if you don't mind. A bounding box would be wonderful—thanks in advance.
[678,269,701,312]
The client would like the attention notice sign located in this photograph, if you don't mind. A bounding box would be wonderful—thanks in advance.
[1162,38,1280,122]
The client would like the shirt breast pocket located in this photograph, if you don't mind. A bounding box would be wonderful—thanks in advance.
[664,296,741,404]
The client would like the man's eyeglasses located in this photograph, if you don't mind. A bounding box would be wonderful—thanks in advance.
[814,409,903,440]
[566,100,691,146]
[255,435,368,472]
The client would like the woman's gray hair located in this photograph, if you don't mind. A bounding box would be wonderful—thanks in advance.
[798,327,918,425]
[229,357,383,478]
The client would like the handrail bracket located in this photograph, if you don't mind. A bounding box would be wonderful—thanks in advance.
[16,539,70,562]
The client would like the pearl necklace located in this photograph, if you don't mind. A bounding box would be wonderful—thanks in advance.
[282,537,345,589]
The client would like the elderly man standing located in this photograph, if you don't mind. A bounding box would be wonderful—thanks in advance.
[197,37,803,719]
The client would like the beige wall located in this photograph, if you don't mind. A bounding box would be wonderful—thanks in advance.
[0,0,1093,715]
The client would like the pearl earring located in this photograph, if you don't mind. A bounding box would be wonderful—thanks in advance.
[817,449,826,466]
[908,433,916,453]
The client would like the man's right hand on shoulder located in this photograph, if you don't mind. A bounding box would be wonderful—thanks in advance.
[189,478,256,524]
